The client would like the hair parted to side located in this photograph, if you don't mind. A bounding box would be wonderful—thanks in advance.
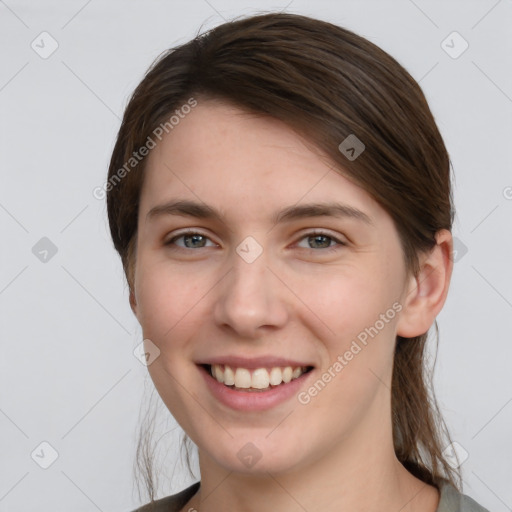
[106,12,459,502]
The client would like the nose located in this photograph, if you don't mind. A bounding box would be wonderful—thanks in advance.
[213,245,289,339]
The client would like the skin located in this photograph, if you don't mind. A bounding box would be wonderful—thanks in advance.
[130,99,453,512]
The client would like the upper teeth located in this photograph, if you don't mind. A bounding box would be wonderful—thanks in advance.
[210,365,308,389]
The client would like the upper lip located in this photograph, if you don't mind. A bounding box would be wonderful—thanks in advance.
[196,355,314,369]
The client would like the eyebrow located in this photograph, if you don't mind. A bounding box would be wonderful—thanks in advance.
[146,199,373,226]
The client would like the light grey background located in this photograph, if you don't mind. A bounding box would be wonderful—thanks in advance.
[1,1,511,511]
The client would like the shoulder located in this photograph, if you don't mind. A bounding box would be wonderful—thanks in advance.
[437,479,491,512]
[130,481,200,512]
[130,479,492,512]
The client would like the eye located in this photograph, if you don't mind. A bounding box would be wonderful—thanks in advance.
[295,230,346,252]
[164,229,346,252]
[164,230,217,249]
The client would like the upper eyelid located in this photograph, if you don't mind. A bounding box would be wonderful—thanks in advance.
[164,229,217,245]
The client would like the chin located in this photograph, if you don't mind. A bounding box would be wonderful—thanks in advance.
[198,434,308,475]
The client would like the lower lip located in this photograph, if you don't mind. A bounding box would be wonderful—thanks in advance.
[198,365,314,412]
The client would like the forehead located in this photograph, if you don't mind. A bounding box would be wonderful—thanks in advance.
[139,101,383,224]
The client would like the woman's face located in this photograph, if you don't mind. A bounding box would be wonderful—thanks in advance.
[131,100,415,474]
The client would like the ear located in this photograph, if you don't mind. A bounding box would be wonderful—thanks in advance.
[396,229,453,338]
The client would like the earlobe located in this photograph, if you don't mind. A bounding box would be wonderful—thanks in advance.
[396,229,453,338]
[129,288,138,316]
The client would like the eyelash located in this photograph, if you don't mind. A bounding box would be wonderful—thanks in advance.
[164,229,346,253]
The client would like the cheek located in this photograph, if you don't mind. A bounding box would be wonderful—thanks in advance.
[293,259,401,394]
[134,255,211,344]
[291,259,400,335]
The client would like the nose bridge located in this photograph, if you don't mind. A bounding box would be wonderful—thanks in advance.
[213,236,287,336]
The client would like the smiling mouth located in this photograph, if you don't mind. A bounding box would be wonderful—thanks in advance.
[201,364,314,392]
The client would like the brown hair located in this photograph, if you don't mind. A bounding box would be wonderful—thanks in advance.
[106,11,460,502]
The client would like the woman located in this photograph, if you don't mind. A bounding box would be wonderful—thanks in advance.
[106,12,490,512]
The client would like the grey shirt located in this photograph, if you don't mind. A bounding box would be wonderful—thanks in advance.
[132,479,491,512]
